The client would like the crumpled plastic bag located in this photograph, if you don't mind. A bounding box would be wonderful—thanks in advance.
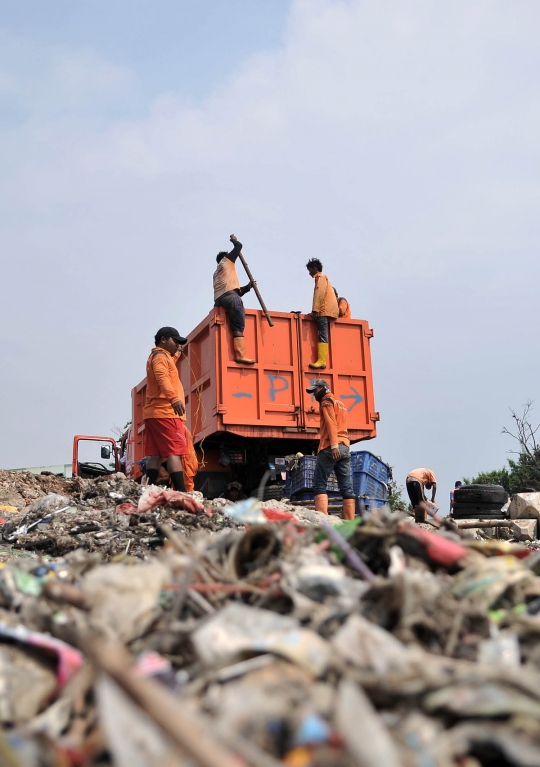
[192,602,331,676]
[82,562,169,643]
[452,555,534,609]
[25,494,72,514]
[332,613,421,675]
[397,522,468,568]
[0,622,83,692]
[223,497,266,524]
[138,486,205,514]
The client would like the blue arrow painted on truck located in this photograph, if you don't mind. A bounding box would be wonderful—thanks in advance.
[268,375,289,401]
[340,386,363,411]
[232,392,252,398]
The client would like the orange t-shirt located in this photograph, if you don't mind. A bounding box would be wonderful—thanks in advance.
[318,393,350,451]
[338,297,351,318]
[143,348,186,419]
[213,257,240,301]
[407,468,437,486]
[312,273,339,318]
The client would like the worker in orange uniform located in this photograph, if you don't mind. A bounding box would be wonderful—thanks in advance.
[334,288,351,318]
[214,234,254,364]
[306,379,356,520]
[406,468,437,522]
[306,259,339,369]
[144,326,191,491]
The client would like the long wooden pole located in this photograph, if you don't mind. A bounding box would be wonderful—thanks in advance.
[89,641,242,767]
[238,251,274,327]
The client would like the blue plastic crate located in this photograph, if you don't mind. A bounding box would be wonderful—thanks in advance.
[357,498,387,514]
[288,456,339,494]
[284,473,292,497]
[350,451,391,483]
[353,471,388,501]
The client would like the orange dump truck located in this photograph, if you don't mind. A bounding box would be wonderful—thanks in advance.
[74,307,378,497]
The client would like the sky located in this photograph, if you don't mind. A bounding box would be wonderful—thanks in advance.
[1,0,539,505]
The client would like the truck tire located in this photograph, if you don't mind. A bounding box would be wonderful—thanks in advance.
[454,484,508,507]
[262,485,285,501]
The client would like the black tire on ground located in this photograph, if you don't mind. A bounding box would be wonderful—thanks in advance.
[453,503,507,515]
[453,501,504,511]
[454,484,508,506]
[262,484,286,501]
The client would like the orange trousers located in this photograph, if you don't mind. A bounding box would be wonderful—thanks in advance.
[181,427,199,493]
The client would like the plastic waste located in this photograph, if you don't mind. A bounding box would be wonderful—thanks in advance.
[25,494,72,514]
[478,632,521,668]
[424,683,540,718]
[294,712,331,746]
[336,680,401,767]
[452,555,533,609]
[192,602,331,675]
[138,485,205,514]
[83,561,169,643]
[0,622,83,692]
[397,522,467,568]
[332,613,419,675]
[223,497,267,524]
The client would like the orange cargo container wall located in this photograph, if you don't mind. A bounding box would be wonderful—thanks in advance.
[131,308,378,472]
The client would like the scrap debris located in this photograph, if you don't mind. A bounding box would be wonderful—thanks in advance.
[2,471,540,765]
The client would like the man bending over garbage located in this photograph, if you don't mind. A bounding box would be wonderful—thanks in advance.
[406,468,437,522]
[214,234,254,364]
[306,379,356,520]
[144,326,190,492]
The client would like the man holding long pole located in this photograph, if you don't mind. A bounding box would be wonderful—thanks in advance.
[213,234,256,364]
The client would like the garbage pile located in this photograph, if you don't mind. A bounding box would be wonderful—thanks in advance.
[0,472,339,563]
[2,497,540,766]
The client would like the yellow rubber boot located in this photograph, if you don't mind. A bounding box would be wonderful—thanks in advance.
[309,342,329,369]
[342,498,356,520]
[233,336,255,365]
[314,494,328,515]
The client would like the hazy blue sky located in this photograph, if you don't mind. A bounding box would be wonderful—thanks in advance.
[1,0,539,505]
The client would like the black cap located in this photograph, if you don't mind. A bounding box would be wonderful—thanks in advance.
[155,326,187,345]
[306,379,330,393]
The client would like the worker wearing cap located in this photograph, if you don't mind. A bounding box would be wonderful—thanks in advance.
[306,259,339,369]
[214,234,255,365]
[143,327,191,492]
[306,379,356,520]
[224,481,247,502]
[406,468,437,522]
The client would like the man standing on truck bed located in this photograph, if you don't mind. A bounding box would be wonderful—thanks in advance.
[406,468,437,522]
[214,234,255,365]
[306,379,356,520]
[306,259,339,369]
[334,288,351,318]
[144,326,192,492]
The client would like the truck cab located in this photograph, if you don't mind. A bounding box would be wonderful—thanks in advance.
[72,435,121,479]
